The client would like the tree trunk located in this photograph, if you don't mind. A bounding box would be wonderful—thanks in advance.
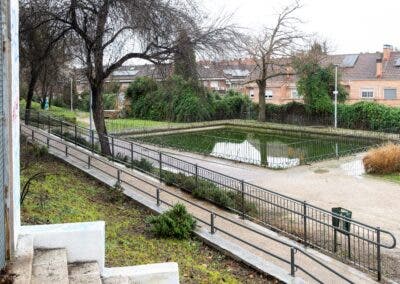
[91,84,111,156]
[257,80,267,122]
[25,72,39,124]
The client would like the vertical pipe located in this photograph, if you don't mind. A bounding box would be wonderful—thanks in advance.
[303,201,307,247]
[65,145,68,157]
[377,227,381,282]
[46,137,49,148]
[88,156,91,169]
[290,247,296,277]
[117,169,121,184]
[334,65,338,128]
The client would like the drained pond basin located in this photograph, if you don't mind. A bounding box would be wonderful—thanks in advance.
[130,127,378,169]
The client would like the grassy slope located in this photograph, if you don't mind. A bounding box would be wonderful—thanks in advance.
[20,144,271,284]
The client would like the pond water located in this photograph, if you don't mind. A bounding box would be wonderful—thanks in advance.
[133,127,377,168]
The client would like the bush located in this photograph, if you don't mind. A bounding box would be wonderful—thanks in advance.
[363,143,400,174]
[126,76,251,122]
[147,204,196,239]
[129,158,154,173]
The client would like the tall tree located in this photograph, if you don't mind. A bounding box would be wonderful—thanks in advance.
[51,0,238,155]
[243,1,304,122]
[19,0,71,121]
[174,30,198,83]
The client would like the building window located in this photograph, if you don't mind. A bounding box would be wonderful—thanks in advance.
[210,81,219,89]
[361,88,374,99]
[265,90,273,99]
[249,90,254,98]
[384,88,397,100]
[291,89,300,99]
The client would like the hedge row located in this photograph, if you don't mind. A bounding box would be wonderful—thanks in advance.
[263,101,400,132]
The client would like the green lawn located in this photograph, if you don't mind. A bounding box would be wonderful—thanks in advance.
[380,173,400,184]
[20,99,77,123]
[20,142,271,284]
[106,118,180,132]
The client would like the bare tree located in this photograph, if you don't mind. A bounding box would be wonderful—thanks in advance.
[49,0,239,155]
[243,1,305,122]
[20,0,72,121]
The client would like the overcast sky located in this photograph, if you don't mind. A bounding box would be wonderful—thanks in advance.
[202,0,400,54]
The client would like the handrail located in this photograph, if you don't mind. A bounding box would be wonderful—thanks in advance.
[20,123,356,283]
[21,109,398,280]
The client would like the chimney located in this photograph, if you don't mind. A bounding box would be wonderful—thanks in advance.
[376,58,383,79]
[383,44,393,61]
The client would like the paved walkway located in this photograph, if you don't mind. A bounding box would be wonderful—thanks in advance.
[129,142,400,249]
[23,124,379,284]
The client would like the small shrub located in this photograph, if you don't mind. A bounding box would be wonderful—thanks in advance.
[363,143,400,174]
[31,143,48,158]
[147,204,196,239]
[129,158,154,173]
[193,183,235,208]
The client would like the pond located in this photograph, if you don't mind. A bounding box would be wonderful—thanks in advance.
[132,127,377,168]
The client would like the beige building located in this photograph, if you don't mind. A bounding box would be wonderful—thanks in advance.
[244,45,400,106]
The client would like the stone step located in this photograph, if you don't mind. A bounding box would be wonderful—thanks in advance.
[11,234,34,284]
[32,248,69,284]
[68,262,102,284]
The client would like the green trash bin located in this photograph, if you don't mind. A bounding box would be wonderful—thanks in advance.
[332,207,352,233]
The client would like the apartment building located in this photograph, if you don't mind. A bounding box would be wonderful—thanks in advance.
[76,45,400,107]
[244,45,400,106]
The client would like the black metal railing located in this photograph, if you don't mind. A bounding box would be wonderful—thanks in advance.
[21,123,358,283]
[22,109,397,281]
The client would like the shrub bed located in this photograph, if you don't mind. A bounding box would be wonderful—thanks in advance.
[363,143,400,174]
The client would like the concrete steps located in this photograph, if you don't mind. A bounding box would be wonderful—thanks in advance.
[32,248,69,284]
[11,236,102,283]
[68,262,101,284]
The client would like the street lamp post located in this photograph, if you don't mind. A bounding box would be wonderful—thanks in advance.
[333,65,339,128]
[70,78,73,111]
[89,89,93,132]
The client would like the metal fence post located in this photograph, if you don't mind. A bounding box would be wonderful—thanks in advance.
[46,137,49,148]
[377,227,381,282]
[130,142,134,168]
[159,152,162,182]
[60,121,63,139]
[31,129,34,141]
[195,164,198,188]
[88,156,91,169]
[74,125,77,145]
[48,115,51,133]
[303,201,307,247]
[210,213,216,234]
[91,130,95,152]
[111,137,115,159]
[117,169,121,184]
[290,247,296,276]
[156,188,161,206]
[241,180,245,219]
[65,145,68,157]
[37,111,40,128]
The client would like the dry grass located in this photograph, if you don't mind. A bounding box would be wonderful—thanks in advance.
[363,143,400,174]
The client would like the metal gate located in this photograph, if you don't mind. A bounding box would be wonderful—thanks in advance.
[0,0,7,269]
